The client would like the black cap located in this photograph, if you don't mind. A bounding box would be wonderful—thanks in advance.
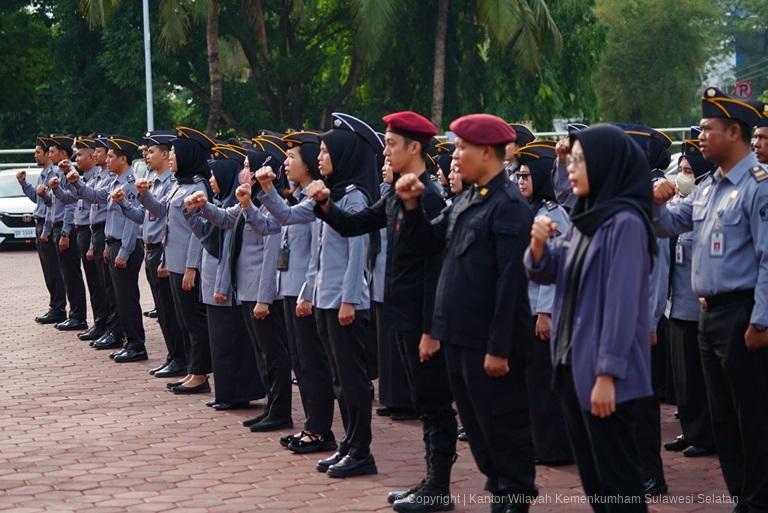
[508,124,535,146]
[435,141,455,154]
[35,135,54,149]
[211,144,247,163]
[253,135,288,164]
[330,112,385,151]
[175,126,217,153]
[93,135,110,150]
[142,130,176,147]
[49,135,75,151]
[514,141,557,164]
[282,130,322,148]
[701,87,765,127]
[567,123,589,134]
[106,135,140,154]
[690,126,701,140]
[73,136,96,150]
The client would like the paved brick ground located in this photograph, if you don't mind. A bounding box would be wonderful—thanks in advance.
[0,247,735,512]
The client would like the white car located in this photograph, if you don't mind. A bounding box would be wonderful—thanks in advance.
[0,168,42,247]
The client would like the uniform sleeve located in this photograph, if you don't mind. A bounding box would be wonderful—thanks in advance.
[524,234,567,286]
[117,186,140,260]
[654,192,694,238]
[72,178,109,204]
[183,208,209,239]
[340,193,369,306]
[214,240,233,298]
[299,222,319,303]
[138,190,167,219]
[117,199,147,225]
[486,202,534,357]
[42,201,53,237]
[61,203,75,237]
[242,204,282,235]
[534,207,571,314]
[52,182,78,205]
[596,216,651,379]
[648,238,670,328]
[20,179,37,203]
[315,195,387,236]
[749,184,768,326]
[420,188,448,333]
[400,199,450,255]
[199,202,239,229]
[258,186,316,225]
[257,232,280,304]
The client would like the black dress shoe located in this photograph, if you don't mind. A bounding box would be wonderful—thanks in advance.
[376,406,393,417]
[391,408,420,421]
[682,445,715,458]
[663,436,689,452]
[172,381,211,395]
[327,454,377,478]
[457,427,468,442]
[206,399,218,407]
[149,362,169,375]
[289,433,338,454]
[643,477,668,496]
[55,318,88,331]
[109,349,126,360]
[535,457,574,467]
[317,451,347,472]
[249,417,293,432]
[243,412,268,427]
[281,431,305,448]
[393,484,453,513]
[166,380,187,390]
[388,483,426,504]
[154,360,187,378]
[93,333,123,350]
[292,376,299,385]
[148,309,158,318]
[35,311,67,324]
[213,402,250,411]
[143,308,156,318]
[77,326,105,341]
[113,349,149,363]
[90,331,111,347]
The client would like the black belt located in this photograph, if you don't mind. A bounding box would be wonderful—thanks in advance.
[91,222,106,230]
[106,237,121,245]
[700,289,754,310]
[53,221,63,228]
[146,242,162,250]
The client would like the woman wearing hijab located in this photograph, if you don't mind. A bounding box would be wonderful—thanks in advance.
[525,124,654,513]
[185,156,266,410]
[663,136,716,458]
[514,142,573,467]
[185,146,290,431]
[138,136,213,394]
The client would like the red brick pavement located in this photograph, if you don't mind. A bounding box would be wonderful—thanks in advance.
[0,247,735,512]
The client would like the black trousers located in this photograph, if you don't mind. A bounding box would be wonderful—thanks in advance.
[634,318,666,483]
[92,224,121,337]
[377,303,413,409]
[524,325,572,463]
[240,300,292,421]
[76,226,109,330]
[668,318,713,447]
[52,223,87,322]
[395,330,457,480]
[34,219,66,315]
[444,343,536,500]
[145,245,185,362]
[168,271,211,375]
[106,240,145,351]
[316,308,372,459]
[207,304,265,404]
[283,297,335,435]
[699,298,768,512]
[558,366,647,513]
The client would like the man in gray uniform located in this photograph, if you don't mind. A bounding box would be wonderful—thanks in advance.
[654,87,768,513]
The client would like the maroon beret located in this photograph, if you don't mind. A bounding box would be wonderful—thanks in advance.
[449,114,517,146]
[382,111,437,144]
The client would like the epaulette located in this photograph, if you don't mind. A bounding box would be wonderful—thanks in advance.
[545,199,558,211]
[193,175,207,184]
[501,180,521,202]
[751,166,768,183]
[345,184,357,193]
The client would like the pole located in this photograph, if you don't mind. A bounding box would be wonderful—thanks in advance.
[142,0,154,131]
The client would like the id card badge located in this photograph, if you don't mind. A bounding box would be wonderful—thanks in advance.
[710,231,725,257]
[675,240,684,264]
[77,199,85,211]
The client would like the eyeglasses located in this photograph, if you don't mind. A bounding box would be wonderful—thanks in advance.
[516,173,531,181]
[566,154,585,166]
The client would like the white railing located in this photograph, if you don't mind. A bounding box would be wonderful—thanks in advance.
[0,148,35,169]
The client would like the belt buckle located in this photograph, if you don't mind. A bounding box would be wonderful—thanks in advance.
[699,297,708,311]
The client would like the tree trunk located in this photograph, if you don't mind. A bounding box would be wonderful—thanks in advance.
[206,0,222,134]
[430,0,449,129]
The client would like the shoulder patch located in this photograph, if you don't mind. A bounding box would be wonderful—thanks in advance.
[751,166,768,183]
[545,199,558,211]
[345,184,357,193]
[126,174,136,183]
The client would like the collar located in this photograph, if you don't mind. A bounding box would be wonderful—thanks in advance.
[114,170,133,185]
[716,152,758,186]
[154,169,172,183]
[473,169,508,198]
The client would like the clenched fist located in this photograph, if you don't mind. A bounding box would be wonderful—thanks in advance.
[395,173,424,209]
[36,184,48,197]
[48,176,60,189]
[184,191,208,210]
[306,180,331,205]
[653,179,676,205]
[135,178,151,195]
[111,188,125,202]
[236,183,252,208]
[255,166,276,192]
[67,170,80,183]
[529,215,558,264]
[16,170,26,182]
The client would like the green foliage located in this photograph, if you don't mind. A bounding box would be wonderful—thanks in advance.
[595,0,718,125]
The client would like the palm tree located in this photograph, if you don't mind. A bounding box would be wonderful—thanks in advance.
[430,0,562,128]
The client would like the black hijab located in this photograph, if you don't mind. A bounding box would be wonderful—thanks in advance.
[200,159,241,259]
[570,124,657,256]
[524,156,557,213]
[173,138,211,184]
[244,148,287,200]
[679,151,715,182]
[321,129,379,203]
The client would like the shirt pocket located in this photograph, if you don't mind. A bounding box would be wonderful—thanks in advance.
[717,197,743,226]
[454,227,477,257]
[692,200,707,222]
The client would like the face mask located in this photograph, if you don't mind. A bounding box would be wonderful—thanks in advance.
[676,172,695,197]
